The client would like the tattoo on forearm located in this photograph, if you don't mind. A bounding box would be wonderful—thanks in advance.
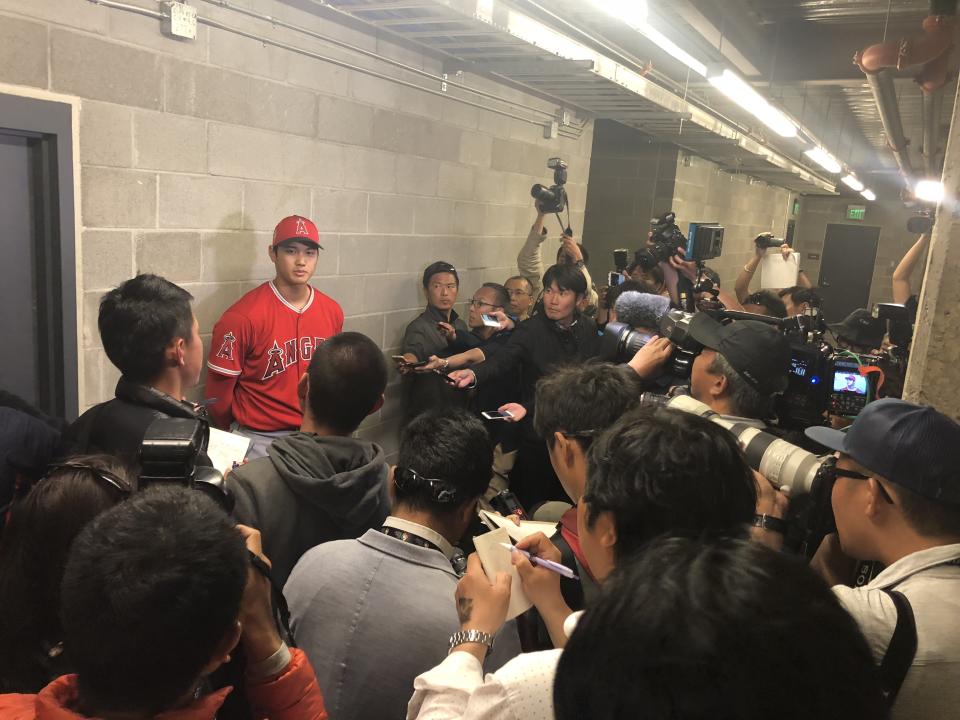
[457,597,473,624]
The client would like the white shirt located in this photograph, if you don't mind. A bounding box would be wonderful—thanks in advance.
[383,516,457,561]
[833,543,960,720]
[407,612,581,720]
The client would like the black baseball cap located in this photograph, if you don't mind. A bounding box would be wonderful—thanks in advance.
[805,399,960,505]
[830,309,884,349]
[688,314,791,395]
[422,261,459,288]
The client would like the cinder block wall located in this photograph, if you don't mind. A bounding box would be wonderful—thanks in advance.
[0,0,593,453]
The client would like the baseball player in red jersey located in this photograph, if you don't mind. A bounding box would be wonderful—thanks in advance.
[205,215,344,458]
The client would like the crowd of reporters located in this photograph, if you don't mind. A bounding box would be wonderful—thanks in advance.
[0,198,956,720]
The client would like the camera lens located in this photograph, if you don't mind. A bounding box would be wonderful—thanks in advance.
[530,183,557,204]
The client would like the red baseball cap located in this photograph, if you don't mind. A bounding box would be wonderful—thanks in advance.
[272,215,322,249]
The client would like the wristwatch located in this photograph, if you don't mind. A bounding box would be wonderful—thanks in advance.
[449,629,495,656]
[752,513,788,535]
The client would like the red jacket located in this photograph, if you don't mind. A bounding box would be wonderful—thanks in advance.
[0,647,326,720]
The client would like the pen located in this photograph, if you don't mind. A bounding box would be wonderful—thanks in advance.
[500,542,579,580]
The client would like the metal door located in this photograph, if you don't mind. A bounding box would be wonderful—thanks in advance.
[817,223,880,323]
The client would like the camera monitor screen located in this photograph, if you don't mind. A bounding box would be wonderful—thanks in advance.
[833,372,868,395]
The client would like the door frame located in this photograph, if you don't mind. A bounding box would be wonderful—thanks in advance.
[0,86,80,419]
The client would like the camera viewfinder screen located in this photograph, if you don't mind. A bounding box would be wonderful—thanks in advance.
[833,372,867,395]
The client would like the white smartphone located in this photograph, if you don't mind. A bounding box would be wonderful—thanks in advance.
[480,314,501,328]
[481,410,514,421]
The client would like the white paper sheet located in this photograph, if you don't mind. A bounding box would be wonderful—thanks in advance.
[207,427,252,476]
[473,527,533,621]
[478,509,558,543]
[760,250,799,289]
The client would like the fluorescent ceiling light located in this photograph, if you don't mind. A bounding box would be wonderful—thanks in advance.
[914,179,945,203]
[841,174,864,191]
[804,147,842,174]
[861,188,876,201]
[707,69,797,137]
[587,0,707,77]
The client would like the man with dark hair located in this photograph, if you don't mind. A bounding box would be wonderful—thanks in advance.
[64,274,207,466]
[504,275,535,320]
[554,536,887,720]
[807,399,960,719]
[777,285,822,316]
[397,261,471,421]
[0,486,327,718]
[205,215,343,460]
[228,332,390,588]
[741,289,788,318]
[285,408,520,720]
[449,263,602,508]
[408,406,758,719]
[686,313,791,423]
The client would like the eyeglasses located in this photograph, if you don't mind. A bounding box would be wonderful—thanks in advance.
[395,467,459,504]
[833,466,895,504]
[469,299,502,310]
[46,462,133,497]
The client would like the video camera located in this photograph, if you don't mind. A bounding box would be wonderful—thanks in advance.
[907,213,933,234]
[635,212,724,271]
[755,233,786,249]
[140,417,234,512]
[530,157,568,215]
[601,309,703,378]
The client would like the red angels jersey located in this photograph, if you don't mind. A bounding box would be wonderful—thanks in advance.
[207,282,344,430]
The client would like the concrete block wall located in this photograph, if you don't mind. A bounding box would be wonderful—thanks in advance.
[792,195,926,309]
[0,0,593,454]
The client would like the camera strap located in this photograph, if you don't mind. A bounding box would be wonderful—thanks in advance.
[878,589,916,707]
[248,550,296,648]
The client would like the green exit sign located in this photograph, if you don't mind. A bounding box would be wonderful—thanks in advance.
[847,205,866,220]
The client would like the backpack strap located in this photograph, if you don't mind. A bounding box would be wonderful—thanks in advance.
[879,589,918,707]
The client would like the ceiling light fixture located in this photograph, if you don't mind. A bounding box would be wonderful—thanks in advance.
[804,147,842,174]
[914,179,945,203]
[841,174,865,192]
[860,188,876,201]
[707,68,797,137]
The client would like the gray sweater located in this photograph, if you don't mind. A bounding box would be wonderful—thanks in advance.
[285,529,522,720]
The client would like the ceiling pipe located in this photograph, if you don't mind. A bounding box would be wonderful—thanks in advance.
[854,0,958,183]
[923,88,945,176]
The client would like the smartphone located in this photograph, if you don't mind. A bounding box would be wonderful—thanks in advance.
[406,359,429,369]
[607,272,624,287]
[480,314,501,328]
[481,410,514,420]
[391,355,407,363]
[437,372,459,385]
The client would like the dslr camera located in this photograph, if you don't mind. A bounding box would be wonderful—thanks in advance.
[636,212,724,271]
[530,157,568,214]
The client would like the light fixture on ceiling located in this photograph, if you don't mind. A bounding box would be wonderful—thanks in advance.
[914,179,945,203]
[860,188,876,201]
[841,174,865,192]
[707,68,797,137]
[804,147,842,174]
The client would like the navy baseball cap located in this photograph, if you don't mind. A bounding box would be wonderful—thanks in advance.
[806,399,960,505]
[830,308,884,349]
[687,314,791,395]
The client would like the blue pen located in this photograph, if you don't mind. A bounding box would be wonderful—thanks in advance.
[500,542,579,580]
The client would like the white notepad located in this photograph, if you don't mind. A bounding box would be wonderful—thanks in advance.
[206,427,252,476]
[473,527,533,621]
[478,509,558,543]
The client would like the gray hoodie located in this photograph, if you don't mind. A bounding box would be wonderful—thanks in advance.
[228,432,390,588]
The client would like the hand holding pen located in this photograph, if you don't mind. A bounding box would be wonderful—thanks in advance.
[509,532,577,649]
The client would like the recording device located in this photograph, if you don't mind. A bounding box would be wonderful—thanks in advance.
[530,157,568,215]
[405,358,430,369]
[481,314,502,328]
[874,302,913,347]
[481,410,514,420]
[600,309,703,378]
[639,394,838,557]
[607,272,625,287]
[907,214,933,234]
[613,248,629,271]
[755,233,786,249]
[489,489,527,520]
[139,417,234,512]
[635,211,686,271]
[684,222,724,262]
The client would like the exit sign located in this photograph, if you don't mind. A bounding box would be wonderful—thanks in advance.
[847,205,866,220]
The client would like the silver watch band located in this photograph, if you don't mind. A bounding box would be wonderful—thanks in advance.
[449,629,495,655]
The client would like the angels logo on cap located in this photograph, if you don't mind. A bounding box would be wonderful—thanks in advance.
[273,215,323,250]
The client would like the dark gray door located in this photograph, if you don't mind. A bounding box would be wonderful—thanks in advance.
[817,224,880,323]
[0,134,41,407]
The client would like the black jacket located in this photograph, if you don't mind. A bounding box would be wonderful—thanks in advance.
[63,377,207,468]
[401,306,472,422]
[474,311,601,417]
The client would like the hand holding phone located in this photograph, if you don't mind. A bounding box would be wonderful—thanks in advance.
[481,410,514,421]
[481,314,502,328]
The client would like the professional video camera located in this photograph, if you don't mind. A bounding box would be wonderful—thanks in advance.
[140,417,234,512]
[530,157,568,215]
[601,309,703,377]
[907,213,933,234]
[635,212,724,271]
[639,393,843,558]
